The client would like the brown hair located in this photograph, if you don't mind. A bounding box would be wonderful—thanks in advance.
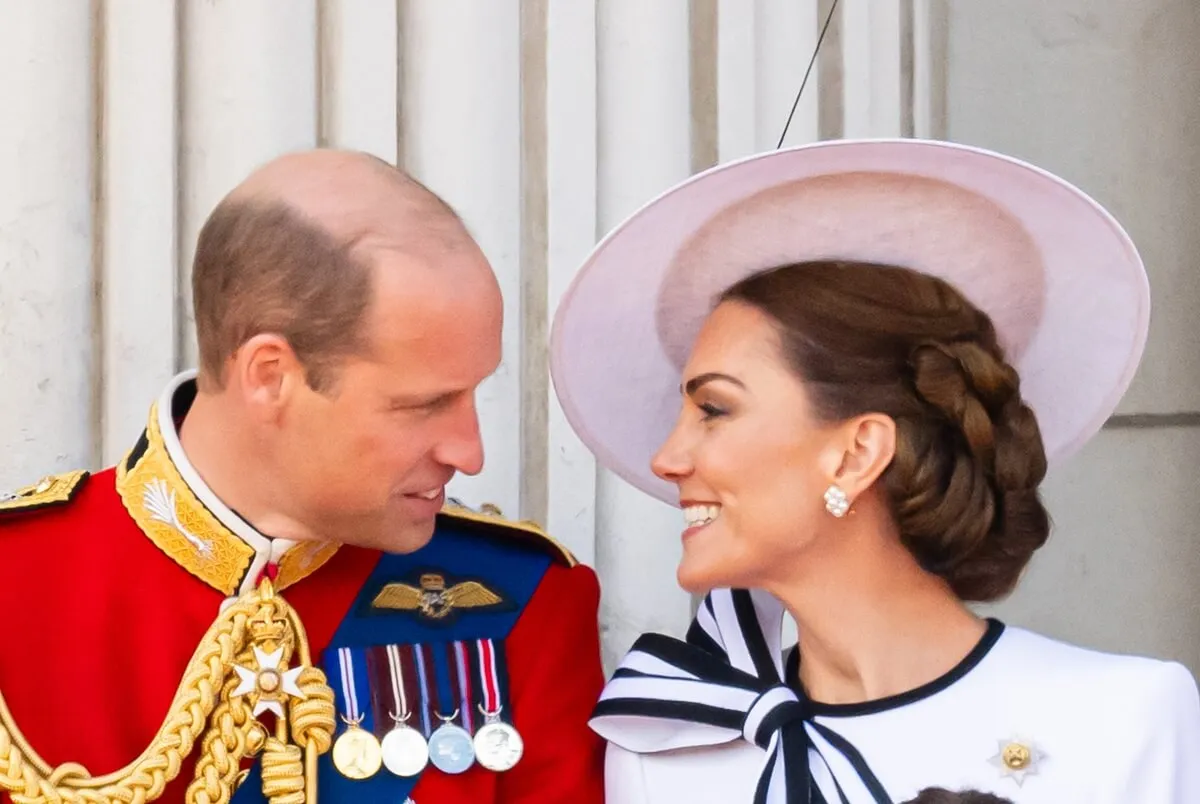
[191,200,373,393]
[902,788,1013,804]
[722,260,1049,602]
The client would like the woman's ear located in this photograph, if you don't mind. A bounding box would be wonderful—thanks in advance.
[822,413,896,503]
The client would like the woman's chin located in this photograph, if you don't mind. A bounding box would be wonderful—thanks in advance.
[676,555,740,596]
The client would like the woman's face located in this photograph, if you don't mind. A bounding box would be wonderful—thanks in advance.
[651,300,847,594]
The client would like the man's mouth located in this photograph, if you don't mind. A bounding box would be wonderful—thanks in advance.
[409,487,444,501]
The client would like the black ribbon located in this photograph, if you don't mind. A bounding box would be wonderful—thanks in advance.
[589,588,893,804]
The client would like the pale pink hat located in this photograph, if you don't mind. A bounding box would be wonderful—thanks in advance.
[549,139,1150,507]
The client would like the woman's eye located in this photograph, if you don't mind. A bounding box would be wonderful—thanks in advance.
[699,402,727,420]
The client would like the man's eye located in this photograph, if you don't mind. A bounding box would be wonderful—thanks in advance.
[391,394,456,413]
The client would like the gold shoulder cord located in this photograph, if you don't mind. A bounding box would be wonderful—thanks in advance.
[0,579,336,804]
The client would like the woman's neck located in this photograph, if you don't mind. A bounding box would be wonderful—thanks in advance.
[766,533,987,706]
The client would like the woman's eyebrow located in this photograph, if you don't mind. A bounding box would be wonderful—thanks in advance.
[682,372,746,396]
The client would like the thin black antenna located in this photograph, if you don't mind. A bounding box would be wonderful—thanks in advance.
[776,0,841,149]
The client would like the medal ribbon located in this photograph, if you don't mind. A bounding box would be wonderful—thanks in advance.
[413,643,434,737]
[451,641,476,733]
[475,637,511,720]
[428,641,463,728]
[336,646,365,723]
[386,644,411,722]
[477,638,498,713]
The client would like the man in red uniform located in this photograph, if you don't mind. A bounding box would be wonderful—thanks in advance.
[0,151,605,803]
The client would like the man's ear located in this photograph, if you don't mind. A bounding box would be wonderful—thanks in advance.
[818,412,896,506]
[230,333,306,421]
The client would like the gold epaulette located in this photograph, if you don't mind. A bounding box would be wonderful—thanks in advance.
[0,469,89,515]
[439,501,578,567]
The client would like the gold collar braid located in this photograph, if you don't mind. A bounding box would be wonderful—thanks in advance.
[0,579,336,803]
[116,400,341,597]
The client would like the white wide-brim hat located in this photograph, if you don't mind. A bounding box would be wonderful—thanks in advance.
[549,138,1149,507]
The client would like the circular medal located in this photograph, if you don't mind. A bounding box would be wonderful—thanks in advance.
[428,722,476,774]
[473,720,524,772]
[381,724,430,777]
[332,724,383,780]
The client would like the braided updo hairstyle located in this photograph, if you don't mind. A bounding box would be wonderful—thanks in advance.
[721,260,1049,602]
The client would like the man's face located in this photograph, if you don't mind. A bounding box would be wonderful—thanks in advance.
[276,246,503,553]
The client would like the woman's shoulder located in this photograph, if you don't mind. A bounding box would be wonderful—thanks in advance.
[992,626,1200,798]
[998,625,1193,679]
[994,624,1199,724]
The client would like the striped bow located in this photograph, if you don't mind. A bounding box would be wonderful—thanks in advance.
[589,588,892,804]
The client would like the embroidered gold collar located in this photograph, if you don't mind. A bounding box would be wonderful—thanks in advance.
[115,373,340,597]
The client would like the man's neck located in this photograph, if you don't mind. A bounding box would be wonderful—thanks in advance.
[176,392,318,544]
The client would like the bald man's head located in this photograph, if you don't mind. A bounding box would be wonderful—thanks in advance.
[191,149,487,391]
[225,150,465,246]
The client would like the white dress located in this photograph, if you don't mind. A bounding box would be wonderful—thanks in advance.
[599,619,1200,803]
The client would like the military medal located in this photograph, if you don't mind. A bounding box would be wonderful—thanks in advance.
[332,647,382,780]
[418,640,477,774]
[474,707,524,772]
[381,722,429,777]
[333,721,383,780]
[428,710,476,774]
[380,644,430,778]
[471,637,523,771]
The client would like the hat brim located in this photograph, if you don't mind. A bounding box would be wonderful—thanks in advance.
[549,139,1149,507]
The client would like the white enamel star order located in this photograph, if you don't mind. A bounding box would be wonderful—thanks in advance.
[988,735,1046,786]
[232,646,307,717]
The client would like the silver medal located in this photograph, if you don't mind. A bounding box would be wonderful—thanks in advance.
[473,719,524,772]
[381,723,430,777]
[428,719,476,774]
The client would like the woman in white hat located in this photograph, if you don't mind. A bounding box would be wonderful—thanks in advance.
[549,139,1200,803]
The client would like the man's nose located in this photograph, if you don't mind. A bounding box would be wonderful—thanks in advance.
[436,398,486,476]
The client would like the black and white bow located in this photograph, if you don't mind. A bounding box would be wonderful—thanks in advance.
[589,588,893,804]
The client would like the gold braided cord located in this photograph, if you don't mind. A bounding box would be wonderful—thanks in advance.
[0,581,335,804]
[287,669,335,756]
[260,741,305,804]
[0,606,251,803]
[186,689,255,804]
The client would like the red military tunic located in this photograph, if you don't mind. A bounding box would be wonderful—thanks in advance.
[0,373,605,803]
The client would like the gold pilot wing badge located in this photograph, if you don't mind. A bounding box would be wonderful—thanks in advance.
[371,571,512,623]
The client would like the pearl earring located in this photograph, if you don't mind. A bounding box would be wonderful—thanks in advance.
[823,484,850,518]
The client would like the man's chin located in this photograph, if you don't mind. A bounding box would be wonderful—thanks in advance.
[326,518,436,554]
[378,519,438,555]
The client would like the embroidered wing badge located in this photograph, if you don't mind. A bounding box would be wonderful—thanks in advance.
[372,572,507,621]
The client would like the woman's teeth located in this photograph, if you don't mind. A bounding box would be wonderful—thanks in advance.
[684,504,720,528]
